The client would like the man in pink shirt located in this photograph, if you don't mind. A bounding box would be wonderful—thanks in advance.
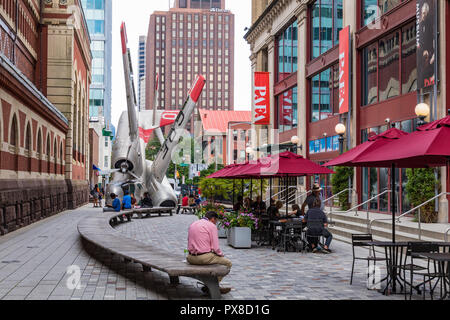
[187,211,232,294]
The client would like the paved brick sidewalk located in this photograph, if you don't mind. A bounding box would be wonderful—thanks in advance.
[0,206,407,300]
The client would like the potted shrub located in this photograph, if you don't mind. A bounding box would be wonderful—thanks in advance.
[405,168,439,223]
[222,211,259,249]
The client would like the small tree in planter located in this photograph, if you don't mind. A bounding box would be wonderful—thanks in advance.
[331,166,354,210]
[405,168,439,223]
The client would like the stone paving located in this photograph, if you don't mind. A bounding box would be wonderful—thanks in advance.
[0,205,423,300]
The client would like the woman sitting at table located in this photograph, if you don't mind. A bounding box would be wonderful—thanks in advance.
[267,201,283,220]
[243,197,252,211]
[233,195,244,211]
[287,204,304,219]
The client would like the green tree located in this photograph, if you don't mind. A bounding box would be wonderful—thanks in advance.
[331,166,354,210]
[405,168,439,223]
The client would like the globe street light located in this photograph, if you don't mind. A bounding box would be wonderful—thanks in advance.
[415,102,430,126]
[246,146,253,161]
[335,123,346,154]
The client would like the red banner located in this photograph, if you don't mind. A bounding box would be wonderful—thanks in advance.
[338,26,350,114]
[253,72,271,125]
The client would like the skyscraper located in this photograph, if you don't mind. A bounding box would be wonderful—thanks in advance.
[146,0,235,133]
[138,36,147,111]
[81,0,113,177]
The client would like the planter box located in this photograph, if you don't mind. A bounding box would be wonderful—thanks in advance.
[227,227,252,249]
[217,225,227,238]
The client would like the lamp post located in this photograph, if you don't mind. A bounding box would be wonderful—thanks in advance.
[415,102,430,126]
[246,146,253,162]
[290,136,300,154]
[335,123,346,155]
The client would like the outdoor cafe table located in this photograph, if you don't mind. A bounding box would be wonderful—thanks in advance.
[411,252,450,300]
[362,241,450,296]
[269,219,304,252]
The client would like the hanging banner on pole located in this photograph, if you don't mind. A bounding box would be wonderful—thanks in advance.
[338,26,351,114]
[281,89,293,126]
[253,72,271,125]
[416,0,437,90]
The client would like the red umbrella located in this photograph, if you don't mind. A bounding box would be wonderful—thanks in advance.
[349,116,450,243]
[324,128,408,167]
[233,151,335,178]
[353,116,450,168]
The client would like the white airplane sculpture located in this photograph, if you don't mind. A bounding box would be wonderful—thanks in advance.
[103,22,205,207]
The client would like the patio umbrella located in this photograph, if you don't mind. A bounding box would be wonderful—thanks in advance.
[324,128,408,167]
[351,116,450,242]
[230,151,335,215]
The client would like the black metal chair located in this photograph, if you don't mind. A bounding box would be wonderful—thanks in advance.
[305,219,326,253]
[400,242,441,300]
[255,215,271,246]
[350,234,386,285]
[278,222,305,253]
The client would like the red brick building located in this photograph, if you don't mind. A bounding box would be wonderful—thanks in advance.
[0,0,92,235]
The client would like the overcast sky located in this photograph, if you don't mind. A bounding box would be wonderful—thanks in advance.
[110,0,252,128]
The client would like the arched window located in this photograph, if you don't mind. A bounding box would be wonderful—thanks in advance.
[25,123,32,173]
[54,139,57,174]
[37,129,42,174]
[46,135,50,174]
[10,115,18,147]
[10,115,18,172]
[60,142,64,175]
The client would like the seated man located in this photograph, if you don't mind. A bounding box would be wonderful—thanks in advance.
[302,198,332,253]
[251,196,266,215]
[187,211,232,295]
[267,200,283,220]
[140,192,153,208]
[103,193,121,212]
[122,190,132,210]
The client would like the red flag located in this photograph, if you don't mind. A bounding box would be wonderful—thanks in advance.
[254,72,271,125]
[339,26,350,114]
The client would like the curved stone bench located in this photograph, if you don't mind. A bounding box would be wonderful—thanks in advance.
[77,210,230,299]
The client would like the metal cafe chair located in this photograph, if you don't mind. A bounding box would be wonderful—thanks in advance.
[400,242,441,300]
[350,234,386,285]
[278,222,305,253]
[304,219,326,253]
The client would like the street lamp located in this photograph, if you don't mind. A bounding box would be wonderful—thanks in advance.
[335,123,346,155]
[415,102,430,126]
[246,146,253,161]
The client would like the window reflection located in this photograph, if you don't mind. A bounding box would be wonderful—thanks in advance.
[277,21,298,82]
[378,31,400,102]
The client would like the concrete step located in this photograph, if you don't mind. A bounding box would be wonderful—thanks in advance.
[327,212,447,241]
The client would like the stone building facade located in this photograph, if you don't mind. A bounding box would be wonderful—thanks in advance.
[245,0,450,222]
[0,0,92,235]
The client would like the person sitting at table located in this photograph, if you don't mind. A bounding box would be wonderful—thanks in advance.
[303,197,332,254]
[267,201,283,220]
[251,196,266,215]
[243,197,252,211]
[287,204,303,219]
[122,190,132,210]
[233,195,244,211]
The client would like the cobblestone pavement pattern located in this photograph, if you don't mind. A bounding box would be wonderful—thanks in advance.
[0,205,409,300]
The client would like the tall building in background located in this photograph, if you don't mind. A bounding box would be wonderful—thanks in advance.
[81,0,113,186]
[138,36,147,111]
[146,0,235,133]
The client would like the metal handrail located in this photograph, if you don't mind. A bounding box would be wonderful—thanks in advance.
[369,192,450,240]
[445,228,450,242]
[342,189,391,232]
[292,190,311,205]
[323,188,358,222]
[265,186,297,203]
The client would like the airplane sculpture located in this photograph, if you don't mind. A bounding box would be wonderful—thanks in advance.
[103,22,205,207]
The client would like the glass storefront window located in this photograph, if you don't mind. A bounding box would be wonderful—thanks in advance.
[276,86,298,133]
[310,0,343,60]
[362,0,402,27]
[276,20,298,82]
[361,23,416,106]
[310,64,339,122]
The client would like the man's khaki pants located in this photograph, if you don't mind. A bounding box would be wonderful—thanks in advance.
[187,253,232,282]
